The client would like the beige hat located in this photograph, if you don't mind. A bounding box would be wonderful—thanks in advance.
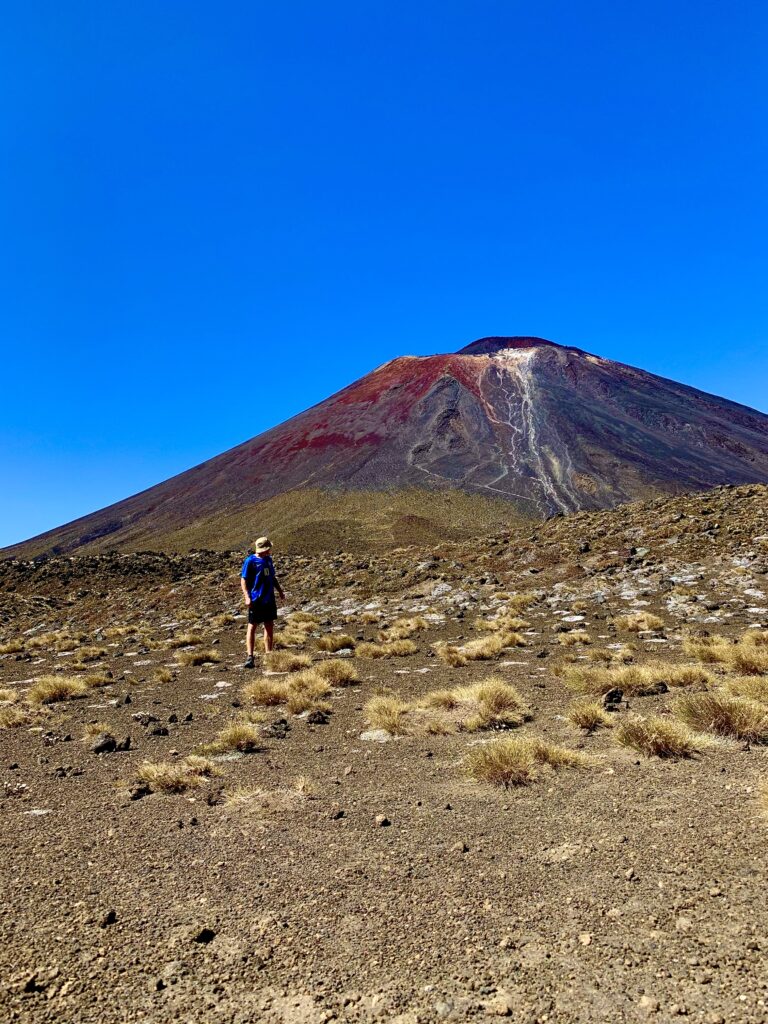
[254,536,272,553]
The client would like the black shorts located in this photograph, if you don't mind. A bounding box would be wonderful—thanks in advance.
[248,599,277,625]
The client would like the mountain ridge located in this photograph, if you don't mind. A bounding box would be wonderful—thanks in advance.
[5,336,768,557]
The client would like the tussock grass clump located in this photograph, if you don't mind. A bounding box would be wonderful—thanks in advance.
[287,611,319,626]
[682,635,731,664]
[558,630,592,647]
[212,613,235,627]
[176,648,220,666]
[475,614,530,633]
[615,716,704,758]
[459,632,525,662]
[168,632,203,649]
[104,625,138,639]
[0,705,32,728]
[364,696,411,735]
[242,671,332,715]
[243,678,291,706]
[616,612,665,633]
[28,675,89,705]
[465,736,586,788]
[506,593,536,612]
[71,645,107,664]
[382,616,428,641]
[727,646,768,677]
[567,698,613,732]
[674,692,768,743]
[201,720,262,754]
[285,671,332,714]
[743,630,768,648]
[420,677,531,732]
[361,610,382,624]
[356,639,418,659]
[723,676,768,704]
[83,721,112,738]
[563,662,713,697]
[136,755,221,794]
[0,688,18,703]
[27,631,85,652]
[0,638,24,655]
[271,628,311,649]
[312,659,361,686]
[315,634,355,653]
[263,651,312,673]
[81,671,112,688]
[435,645,467,667]
[154,667,174,684]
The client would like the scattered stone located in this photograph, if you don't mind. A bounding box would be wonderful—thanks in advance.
[374,814,391,827]
[99,909,117,928]
[90,732,117,754]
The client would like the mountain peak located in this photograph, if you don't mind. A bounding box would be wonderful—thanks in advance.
[457,336,584,356]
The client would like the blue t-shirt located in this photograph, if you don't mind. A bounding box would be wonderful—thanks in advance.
[241,554,277,604]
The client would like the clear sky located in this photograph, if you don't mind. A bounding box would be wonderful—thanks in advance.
[2,1,767,548]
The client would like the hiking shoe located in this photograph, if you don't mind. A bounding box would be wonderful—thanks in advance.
[243,655,255,670]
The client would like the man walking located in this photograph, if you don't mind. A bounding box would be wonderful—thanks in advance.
[241,536,284,667]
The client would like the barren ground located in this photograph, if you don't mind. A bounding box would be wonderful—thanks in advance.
[1,485,768,1024]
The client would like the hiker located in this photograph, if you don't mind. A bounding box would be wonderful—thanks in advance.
[241,536,284,667]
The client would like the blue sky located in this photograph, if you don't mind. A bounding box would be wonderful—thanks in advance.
[1,1,767,547]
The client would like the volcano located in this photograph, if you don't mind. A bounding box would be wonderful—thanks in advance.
[7,336,768,555]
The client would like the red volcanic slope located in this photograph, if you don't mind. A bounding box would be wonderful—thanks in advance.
[8,336,768,554]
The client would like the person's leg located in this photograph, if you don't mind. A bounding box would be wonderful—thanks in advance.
[246,623,257,657]
[263,620,274,653]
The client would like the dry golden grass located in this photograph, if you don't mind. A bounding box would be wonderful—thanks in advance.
[382,615,428,640]
[0,638,24,655]
[356,639,418,659]
[0,706,32,728]
[176,648,220,666]
[475,614,530,633]
[153,667,174,684]
[27,631,85,652]
[212,613,235,627]
[615,716,705,758]
[104,625,138,639]
[563,662,713,697]
[263,651,312,673]
[0,688,18,703]
[201,720,262,754]
[364,696,411,735]
[285,671,332,715]
[420,677,531,732]
[288,611,319,626]
[176,607,198,622]
[435,645,467,667]
[743,630,768,648]
[723,676,768,704]
[506,593,536,611]
[168,632,203,648]
[567,698,613,732]
[465,736,586,788]
[80,671,112,688]
[243,678,291,706]
[271,628,311,649]
[460,632,525,661]
[71,645,107,663]
[558,630,593,647]
[315,634,355,653]
[27,675,89,705]
[136,755,221,794]
[312,659,361,686]
[361,610,382,624]
[225,776,314,812]
[674,692,768,742]
[682,635,731,663]
[82,721,112,738]
[727,646,768,677]
[616,612,665,633]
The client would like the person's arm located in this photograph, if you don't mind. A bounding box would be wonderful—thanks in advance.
[240,559,252,605]
[274,569,285,600]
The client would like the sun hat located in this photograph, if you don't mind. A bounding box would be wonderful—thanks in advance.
[254,536,272,553]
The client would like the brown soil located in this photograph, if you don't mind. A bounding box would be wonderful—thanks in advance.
[1,484,768,1023]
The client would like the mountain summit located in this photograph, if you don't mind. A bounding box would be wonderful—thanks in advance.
[7,336,768,554]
